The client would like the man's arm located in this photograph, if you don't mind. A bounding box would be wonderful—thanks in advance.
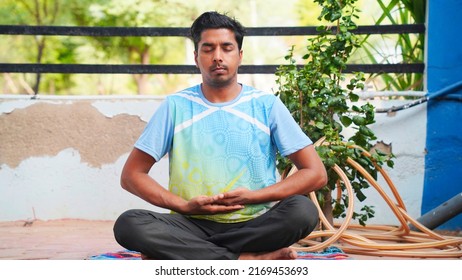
[219,144,327,205]
[120,148,244,214]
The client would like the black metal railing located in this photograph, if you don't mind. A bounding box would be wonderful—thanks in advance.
[0,24,425,75]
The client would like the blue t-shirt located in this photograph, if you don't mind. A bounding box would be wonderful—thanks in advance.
[135,84,312,223]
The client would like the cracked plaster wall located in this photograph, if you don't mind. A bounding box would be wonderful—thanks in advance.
[0,98,169,221]
[1,102,144,168]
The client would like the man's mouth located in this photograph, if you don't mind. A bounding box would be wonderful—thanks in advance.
[212,66,227,73]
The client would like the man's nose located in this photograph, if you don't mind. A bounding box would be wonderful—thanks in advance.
[213,49,223,62]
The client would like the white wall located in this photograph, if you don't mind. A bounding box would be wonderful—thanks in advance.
[351,99,427,225]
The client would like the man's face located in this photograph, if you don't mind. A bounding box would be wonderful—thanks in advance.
[194,28,243,88]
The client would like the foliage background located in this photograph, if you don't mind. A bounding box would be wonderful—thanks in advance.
[0,0,422,95]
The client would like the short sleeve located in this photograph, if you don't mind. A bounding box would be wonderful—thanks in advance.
[269,97,312,156]
[134,99,174,161]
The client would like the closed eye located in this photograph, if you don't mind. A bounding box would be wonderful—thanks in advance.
[222,43,235,51]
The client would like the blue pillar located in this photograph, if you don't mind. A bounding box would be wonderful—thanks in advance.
[424,0,462,230]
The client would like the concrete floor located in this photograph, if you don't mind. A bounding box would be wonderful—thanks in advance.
[0,219,460,260]
[0,219,123,260]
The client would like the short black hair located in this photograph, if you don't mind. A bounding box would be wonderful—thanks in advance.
[190,11,246,51]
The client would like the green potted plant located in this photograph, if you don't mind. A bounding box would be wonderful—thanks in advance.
[276,0,394,226]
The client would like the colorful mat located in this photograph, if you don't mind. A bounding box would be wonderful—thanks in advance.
[296,246,349,260]
[89,250,142,260]
[88,246,348,260]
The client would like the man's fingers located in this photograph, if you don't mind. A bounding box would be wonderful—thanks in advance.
[187,195,244,214]
[196,195,220,205]
[204,204,244,213]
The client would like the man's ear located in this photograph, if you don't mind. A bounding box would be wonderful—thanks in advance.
[239,49,243,65]
[194,51,199,67]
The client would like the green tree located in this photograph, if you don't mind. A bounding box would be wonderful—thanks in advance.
[0,0,77,95]
[70,0,192,95]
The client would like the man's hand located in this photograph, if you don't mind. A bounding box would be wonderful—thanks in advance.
[181,194,244,215]
[216,187,253,206]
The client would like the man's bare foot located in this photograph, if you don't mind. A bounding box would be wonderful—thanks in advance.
[238,248,297,260]
[140,253,153,260]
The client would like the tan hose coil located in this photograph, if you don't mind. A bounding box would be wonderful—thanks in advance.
[286,138,462,258]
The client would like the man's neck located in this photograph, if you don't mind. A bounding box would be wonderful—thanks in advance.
[201,82,242,103]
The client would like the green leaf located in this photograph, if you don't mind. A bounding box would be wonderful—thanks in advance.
[356,189,367,202]
[359,125,375,137]
[331,145,346,152]
[352,116,366,126]
[340,115,352,127]
[352,105,361,112]
[349,93,360,102]
[315,122,325,129]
